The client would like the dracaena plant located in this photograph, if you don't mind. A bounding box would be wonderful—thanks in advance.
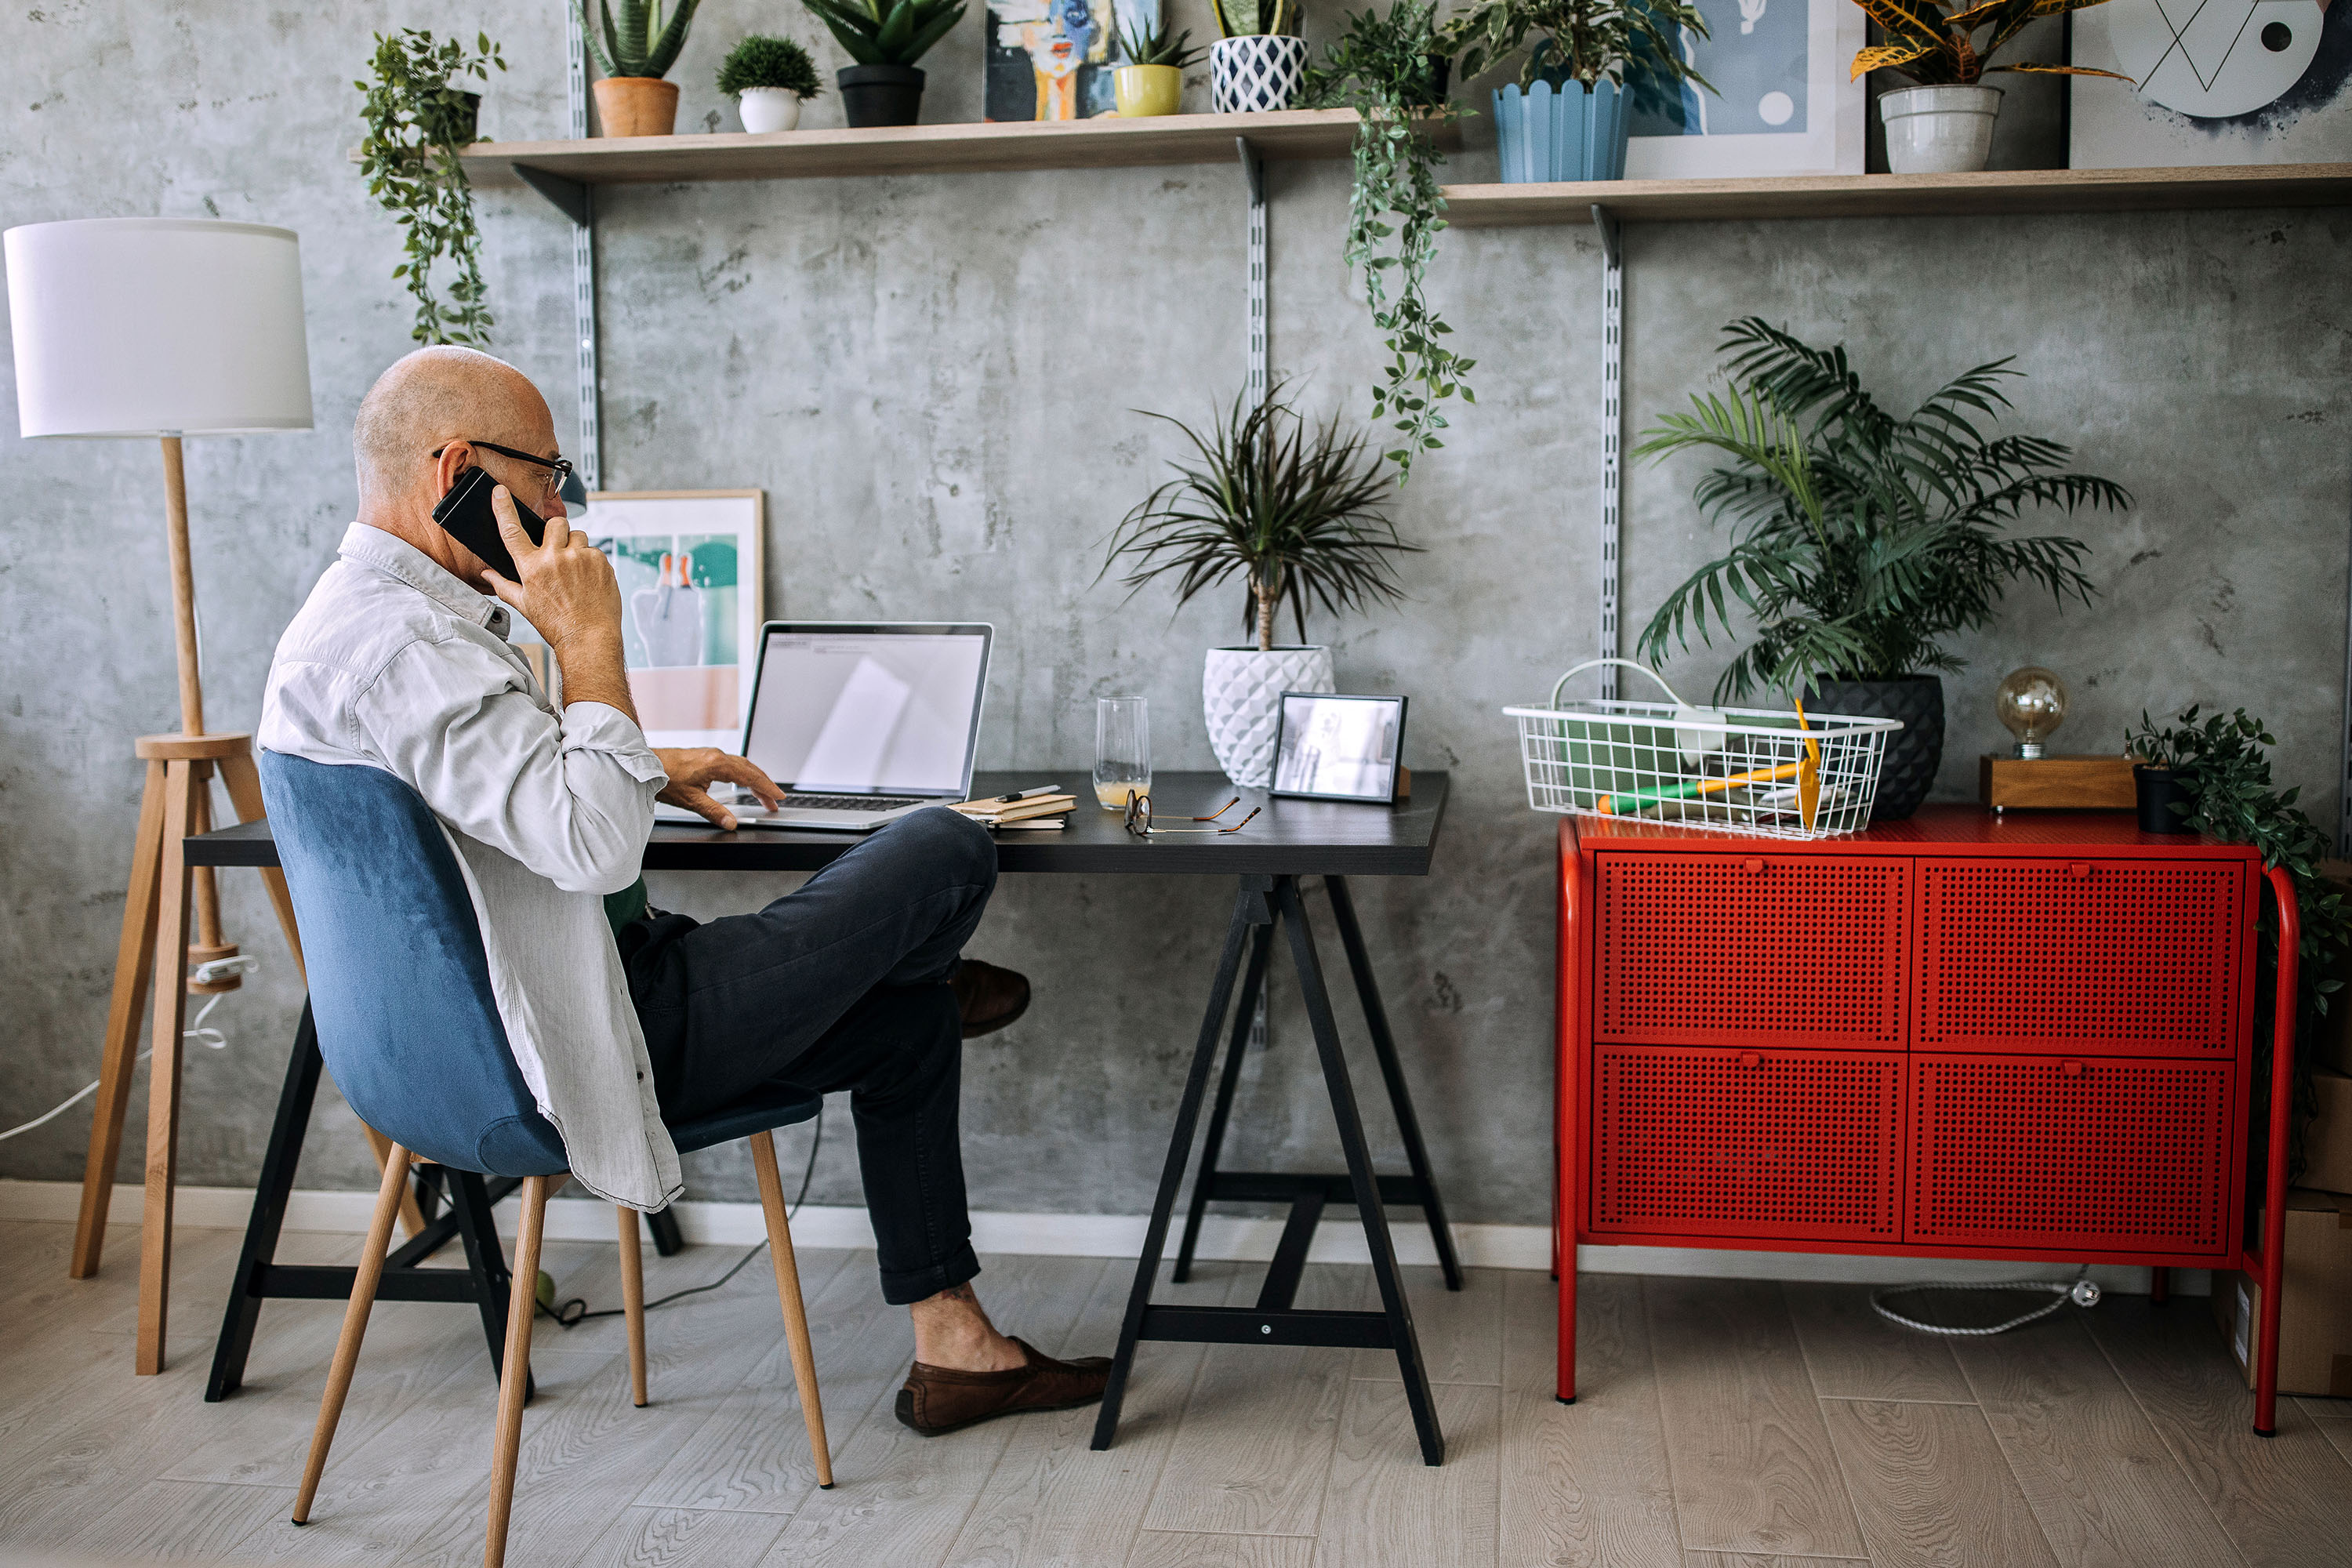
[581,0,704,78]
[1102,387,1421,652]
[355,28,507,348]
[1634,318,2129,702]
[804,0,969,67]
[1849,0,2130,85]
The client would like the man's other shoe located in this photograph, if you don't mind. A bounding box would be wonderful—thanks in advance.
[952,960,1030,1039]
[894,1338,1112,1436]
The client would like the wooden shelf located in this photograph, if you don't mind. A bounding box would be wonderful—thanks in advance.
[1441,162,2352,227]
[459,108,1442,189]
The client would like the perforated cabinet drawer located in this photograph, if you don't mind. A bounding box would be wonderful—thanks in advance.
[1906,1053,2234,1254]
[1916,858,2245,1058]
[1594,852,1909,1048]
[1591,1045,1904,1242]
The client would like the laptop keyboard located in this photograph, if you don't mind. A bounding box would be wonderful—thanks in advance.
[780,793,932,812]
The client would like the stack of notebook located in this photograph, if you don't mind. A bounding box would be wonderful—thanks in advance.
[948,793,1076,830]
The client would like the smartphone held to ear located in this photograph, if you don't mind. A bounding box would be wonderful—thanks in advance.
[431,466,547,582]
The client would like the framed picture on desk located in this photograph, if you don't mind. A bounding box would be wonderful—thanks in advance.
[1271,692,1408,804]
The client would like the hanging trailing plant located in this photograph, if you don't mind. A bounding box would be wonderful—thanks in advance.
[356,29,507,347]
[1303,0,1471,485]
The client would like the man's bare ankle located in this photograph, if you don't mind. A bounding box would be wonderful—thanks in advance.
[910,1282,1028,1373]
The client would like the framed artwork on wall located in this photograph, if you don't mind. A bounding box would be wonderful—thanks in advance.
[2069,0,2352,166]
[576,490,765,749]
[1624,0,1867,176]
[985,0,1159,121]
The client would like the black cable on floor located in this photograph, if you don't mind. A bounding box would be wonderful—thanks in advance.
[540,1108,822,1329]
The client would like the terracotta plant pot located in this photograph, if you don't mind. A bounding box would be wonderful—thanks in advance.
[593,76,681,137]
[1114,63,1183,117]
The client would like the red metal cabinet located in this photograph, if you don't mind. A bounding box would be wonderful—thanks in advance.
[1555,806,2299,1432]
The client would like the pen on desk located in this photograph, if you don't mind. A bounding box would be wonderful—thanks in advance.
[993,785,1062,802]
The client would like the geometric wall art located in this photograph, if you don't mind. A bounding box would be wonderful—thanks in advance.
[2070,0,2352,165]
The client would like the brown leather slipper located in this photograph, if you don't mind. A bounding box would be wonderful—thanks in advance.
[952,959,1031,1040]
[894,1337,1112,1436]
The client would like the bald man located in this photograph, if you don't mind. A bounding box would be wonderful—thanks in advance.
[260,347,1109,1438]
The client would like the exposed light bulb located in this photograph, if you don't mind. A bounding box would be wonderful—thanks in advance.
[1994,666,2069,760]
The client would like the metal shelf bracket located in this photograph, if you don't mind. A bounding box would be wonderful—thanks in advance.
[1239,136,1269,401]
[1593,204,1623,700]
[513,166,590,227]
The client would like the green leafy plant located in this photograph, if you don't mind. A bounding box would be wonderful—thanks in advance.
[1304,0,1470,485]
[1849,0,2129,86]
[1212,0,1303,35]
[1444,0,1713,89]
[356,29,507,349]
[582,0,703,78]
[1102,387,1421,651]
[1634,318,2129,702]
[803,0,968,66]
[1116,16,1205,67]
[717,34,824,97]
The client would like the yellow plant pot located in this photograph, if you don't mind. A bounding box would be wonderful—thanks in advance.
[592,76,680,137]
[1113,64,1183,118]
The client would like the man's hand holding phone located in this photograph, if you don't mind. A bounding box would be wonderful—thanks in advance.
[480,485,636,719]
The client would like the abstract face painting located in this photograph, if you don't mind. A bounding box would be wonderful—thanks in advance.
[985,0,1154,120]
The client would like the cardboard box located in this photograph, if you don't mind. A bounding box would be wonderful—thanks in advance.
[2303,1069,2352,1196]
[2212,1189,2352,1396]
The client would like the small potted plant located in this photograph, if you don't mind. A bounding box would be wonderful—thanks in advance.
[1101,387,1420,787]
[1633,318,2130,820]
[579,0,704,136]
[1850,0,2129,173]
[1208,0,1308,114]
[355,28,508,347]
[1444,0,1712,183]
[2124,710,2202,833]
[803,0,967,126]
[1113,17,1203,116]
[719,34,823,132]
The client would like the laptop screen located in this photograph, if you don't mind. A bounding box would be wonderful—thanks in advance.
[742,626,989,796]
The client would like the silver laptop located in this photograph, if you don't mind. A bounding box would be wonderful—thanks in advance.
[655,621,992,832]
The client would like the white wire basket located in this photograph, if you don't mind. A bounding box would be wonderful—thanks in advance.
[1503,659,1904,840]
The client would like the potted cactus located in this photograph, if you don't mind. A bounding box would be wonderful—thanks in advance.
[1114,17,1203,117]
[579,0,704,136]
[802,0,969,126]
[719,34,823,131]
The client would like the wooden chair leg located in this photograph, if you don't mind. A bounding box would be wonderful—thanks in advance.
[292,1143,412,1524]
[617,1207,648,1407]
[484,1174,548,1568]
[749,1130,833,1489]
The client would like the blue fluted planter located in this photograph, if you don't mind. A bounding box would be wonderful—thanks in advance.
[1492,79,1629,183]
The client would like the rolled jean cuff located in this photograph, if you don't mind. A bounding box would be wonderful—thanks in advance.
[880,1241,982,1306]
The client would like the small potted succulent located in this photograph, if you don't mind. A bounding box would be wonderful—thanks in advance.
[719,34,823,132]
[1208,0,1308,114]
[1101,387,1420,787]
[1444,0,1711,183]
[579,0,704,136]
[1113,17,1203,117]
[2123,710,2202,834]
[1850,0,2128,173]
[803,0,968,126]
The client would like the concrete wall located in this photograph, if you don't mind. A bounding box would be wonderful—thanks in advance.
[3,0,2345,1224]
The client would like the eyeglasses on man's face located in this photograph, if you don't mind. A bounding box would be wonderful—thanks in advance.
[432,439,573,503]
[1124,793,1261,837]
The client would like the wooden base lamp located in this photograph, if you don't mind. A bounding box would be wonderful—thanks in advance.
[4,218,400,1374]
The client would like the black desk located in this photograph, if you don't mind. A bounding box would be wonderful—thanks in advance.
[187,771,1458,1465]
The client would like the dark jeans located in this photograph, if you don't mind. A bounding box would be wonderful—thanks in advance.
[620,807,996,1305]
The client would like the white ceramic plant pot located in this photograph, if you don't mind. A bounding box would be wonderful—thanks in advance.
[1878,85,2002,174]
[1203,644,1334,788]
[1210,35,1308,114]
[739,88,802,133]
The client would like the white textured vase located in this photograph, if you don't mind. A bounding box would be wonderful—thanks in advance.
[1203,644,1334,788]
[1210,35,1308,114]
[1878,85,2001,174]
[738,88,802,133]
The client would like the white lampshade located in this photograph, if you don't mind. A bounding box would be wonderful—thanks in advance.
[5,216,313,439]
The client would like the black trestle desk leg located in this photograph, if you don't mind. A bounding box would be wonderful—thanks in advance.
[208,1002,325,1401]
[1092,878,1265,1453]
[1174,920,1276,1284]
[450,1167,534,1403]
[645,1207,686,1257]
[1324,876,1462,1292]
[1279,877,1444,1466]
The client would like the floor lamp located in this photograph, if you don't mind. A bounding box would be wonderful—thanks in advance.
[5,218,405,1374]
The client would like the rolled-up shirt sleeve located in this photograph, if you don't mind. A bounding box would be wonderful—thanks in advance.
[358,631,668,895]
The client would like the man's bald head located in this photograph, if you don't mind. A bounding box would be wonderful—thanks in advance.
[352,346,554,507]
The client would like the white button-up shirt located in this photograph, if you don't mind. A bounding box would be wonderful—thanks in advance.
[260,521,683,1210]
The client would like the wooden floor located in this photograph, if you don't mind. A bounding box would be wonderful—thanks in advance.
[4,1219,2351,1566]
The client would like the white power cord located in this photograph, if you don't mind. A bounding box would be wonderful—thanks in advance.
[0,955,259,1143]
[1871,1270,2103,1337]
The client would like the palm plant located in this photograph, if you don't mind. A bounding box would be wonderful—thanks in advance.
[1102,389,1421,652]
[1850,0,2129,85]
[1634,318,2130,701]
[803,0,968,66]
[580,0,703,78]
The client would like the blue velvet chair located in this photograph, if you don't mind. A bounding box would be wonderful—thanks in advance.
[257,753,832,1568]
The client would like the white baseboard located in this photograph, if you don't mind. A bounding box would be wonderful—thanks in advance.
[0,1179,2201,1294]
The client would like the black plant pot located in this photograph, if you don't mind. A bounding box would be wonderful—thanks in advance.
[839,64,924,128]
[1806,675,1945,822]
[2135,764,2194,834]
[1411,55,1451,109]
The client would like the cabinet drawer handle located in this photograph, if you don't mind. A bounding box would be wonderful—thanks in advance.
[2062,1060,2083,1077]
[2070,861,2092,880]
[1741,857,1766,875]
[1738,1051,1761,1068]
